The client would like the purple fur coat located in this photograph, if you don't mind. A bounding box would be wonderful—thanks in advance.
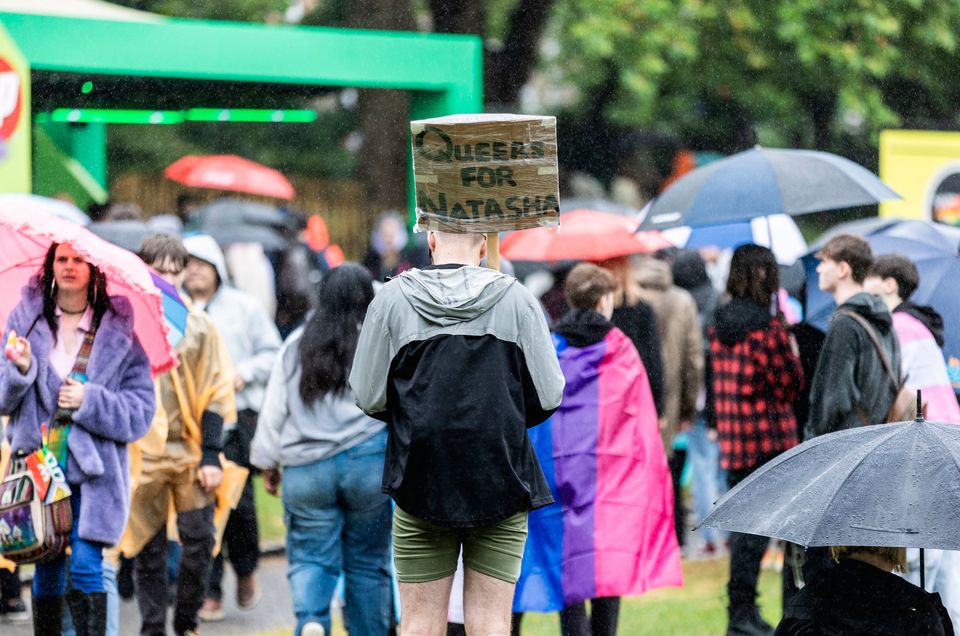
[0,284,155,545]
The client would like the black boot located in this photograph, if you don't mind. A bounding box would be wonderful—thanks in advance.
[84,592,107,636]
[66,590,107,636]
[727,601,774,636]
[66,590,88,636]
[31,596,65,636]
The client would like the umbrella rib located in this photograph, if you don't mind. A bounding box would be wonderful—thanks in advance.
[805,426,908,546]
[927,425,960,488]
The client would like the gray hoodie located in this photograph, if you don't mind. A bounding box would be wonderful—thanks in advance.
[251,328,384,469]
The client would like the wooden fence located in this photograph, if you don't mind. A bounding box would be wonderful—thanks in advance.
[109,172,375,259]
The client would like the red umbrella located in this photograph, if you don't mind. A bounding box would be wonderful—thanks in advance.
[500,209,673,262]
[164,155,295,200]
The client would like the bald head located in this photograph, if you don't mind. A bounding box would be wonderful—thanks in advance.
[428,231,487,266]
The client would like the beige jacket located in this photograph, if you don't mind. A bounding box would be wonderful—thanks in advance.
[634,257,704,455]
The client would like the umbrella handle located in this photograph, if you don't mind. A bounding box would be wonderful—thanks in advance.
[921,547,926,591]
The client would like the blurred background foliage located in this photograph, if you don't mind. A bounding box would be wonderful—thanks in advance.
[106,0,960,209]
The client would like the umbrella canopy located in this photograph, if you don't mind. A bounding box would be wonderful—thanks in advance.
[204,224,288,252]
[638,146,901,231]
[194,198,289,229]
[0,193,90,226]
[150,270,187,348]
[803,220,960,363]
[87,219,151,253]
[500,209,673,262]
[700,416,960,550]
[662,213,807,265]
[0,208,178,375]
[165,155,295,200]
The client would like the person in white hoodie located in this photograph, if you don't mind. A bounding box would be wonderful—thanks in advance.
[181,235,282,621]
[251,263,391,636]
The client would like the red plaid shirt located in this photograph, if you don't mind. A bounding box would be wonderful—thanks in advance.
[709,317,803,470]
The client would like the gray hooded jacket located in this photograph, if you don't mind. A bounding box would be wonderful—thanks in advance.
[349,264,564,528]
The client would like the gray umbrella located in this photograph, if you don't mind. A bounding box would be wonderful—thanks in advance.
[700,414,960,552]
[205,224,288,251]
[638,146,901,230]
[88,220,150,253]
[194,198,288,229]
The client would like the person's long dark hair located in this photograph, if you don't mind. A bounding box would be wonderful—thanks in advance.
[37,243,110,339]
[726,243,779,308]
[297,263,375,403]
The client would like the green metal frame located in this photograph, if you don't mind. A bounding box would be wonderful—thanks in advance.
[0,12,483,208]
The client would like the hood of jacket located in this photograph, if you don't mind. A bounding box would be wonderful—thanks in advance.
[554,309,614,348]
[713,298,772,346]
[895,301,945,347]
[395,264,515,327]
[835,291,893,336]
[672,249,710,291]
[634,257,672,292]
[182,234,230,286]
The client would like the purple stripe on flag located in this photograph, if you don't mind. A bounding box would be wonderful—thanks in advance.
[553,341,605,604]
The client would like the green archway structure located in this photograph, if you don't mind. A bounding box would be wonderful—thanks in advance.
[0,9,483,209]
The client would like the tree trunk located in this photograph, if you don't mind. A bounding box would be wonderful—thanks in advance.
[430,0,556,108]
[485,0,556,106]
[802,89,838,151]
[348,0,415,212]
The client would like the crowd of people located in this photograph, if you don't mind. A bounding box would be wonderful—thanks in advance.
[1,201,959,636]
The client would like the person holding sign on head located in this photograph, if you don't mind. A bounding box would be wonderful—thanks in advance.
[350,230,564,635]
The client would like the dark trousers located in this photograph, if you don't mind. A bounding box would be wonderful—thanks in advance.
[0,566,19,600]
[726,462,770,608]
[669,449,687,547]
[135,505,215,636]
[207,409,260,600]
[510,598,620,636]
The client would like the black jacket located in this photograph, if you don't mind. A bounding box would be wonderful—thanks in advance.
[611,300,665,415]
[776,558,953,636]
[350,264,565,528]
[806,292,901,439]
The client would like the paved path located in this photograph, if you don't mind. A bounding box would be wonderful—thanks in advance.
[4,555,295,636]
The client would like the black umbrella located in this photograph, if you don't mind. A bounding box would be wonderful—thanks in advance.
[194,198,290,229]
[700,400,956,589]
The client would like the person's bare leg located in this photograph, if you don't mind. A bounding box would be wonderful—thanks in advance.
[399,576,456,636]
[462,568,515,636]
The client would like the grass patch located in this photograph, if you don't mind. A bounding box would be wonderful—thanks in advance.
[254,474,287,547]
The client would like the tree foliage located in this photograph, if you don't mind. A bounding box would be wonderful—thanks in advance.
[551,0,960,157]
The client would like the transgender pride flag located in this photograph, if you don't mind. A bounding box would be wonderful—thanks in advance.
[513,327,683,612]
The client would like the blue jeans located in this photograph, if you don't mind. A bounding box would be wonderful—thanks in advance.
[282,431,393,636]
[687,416,728,547]
[33,489,105,598]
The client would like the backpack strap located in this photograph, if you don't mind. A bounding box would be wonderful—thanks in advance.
[835,310,900,391]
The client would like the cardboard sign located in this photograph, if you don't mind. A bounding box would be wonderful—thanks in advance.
[411,114,560,233]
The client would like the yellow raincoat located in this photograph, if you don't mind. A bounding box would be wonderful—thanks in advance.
[120,306,241,558]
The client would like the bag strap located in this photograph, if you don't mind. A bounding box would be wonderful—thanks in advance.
[835,310,900,391]
[52,328,97,425]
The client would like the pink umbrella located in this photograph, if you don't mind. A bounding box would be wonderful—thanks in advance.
[0,207,178,375]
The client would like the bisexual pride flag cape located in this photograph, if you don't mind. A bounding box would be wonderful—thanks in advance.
[513,326,683,612]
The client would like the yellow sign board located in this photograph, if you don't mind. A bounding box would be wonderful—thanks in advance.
[879,130,960,224]
[0,24,29,193]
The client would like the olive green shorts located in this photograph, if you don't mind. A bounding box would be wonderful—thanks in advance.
[392,506,528,584]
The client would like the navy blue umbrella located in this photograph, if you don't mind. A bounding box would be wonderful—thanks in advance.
[804,220,960,365]
[638,146,900,231]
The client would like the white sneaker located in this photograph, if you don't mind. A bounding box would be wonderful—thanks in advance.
[301,622,325,636]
